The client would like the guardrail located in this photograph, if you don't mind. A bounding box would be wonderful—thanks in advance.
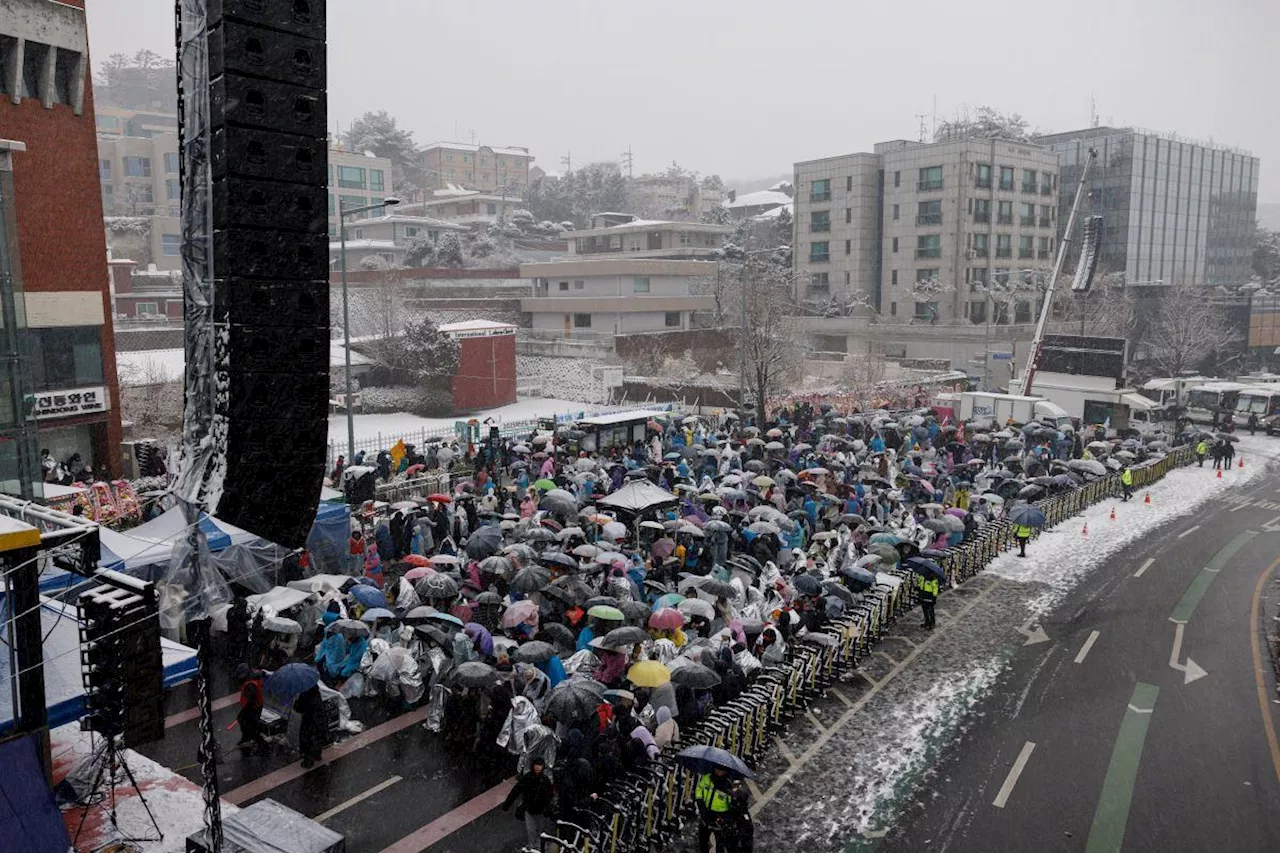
[542,444,1196,852]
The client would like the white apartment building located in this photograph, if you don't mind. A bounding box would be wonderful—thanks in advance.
[329,147,395,237]
[564,216,731,260]
[328,214,467,269]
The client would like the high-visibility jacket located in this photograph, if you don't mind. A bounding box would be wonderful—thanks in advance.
[916,575,939,600]
[1015,524,1033,539]
[1121,468,1133,486]
[695,774,732,813]
[1196,441,1208,456]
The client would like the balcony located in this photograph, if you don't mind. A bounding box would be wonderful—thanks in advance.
[1038,250,1053,260]
[972,247,989,258]
[915,247,942,259]
[809,252,830,264]
[1020,215,1036,227]
[917,179,944,192]
[1041,184,1054,196]
[998,180,1015,192]
[995,247,1012,259]
[1018,249,1034,259]
[811,222,831,232]
[976,177,992,189]
[810,192,831,202]
[1021,182,1038,194]
[916,213,942,226]
[997,214,1013,225]
[1039,216,1051,228]
[973,211,990,224]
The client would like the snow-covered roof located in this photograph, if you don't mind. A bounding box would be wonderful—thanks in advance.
[565,220,733,238]
[752,202,793,221]
[423,142,532,158]
[344,213,467,230]
[724,189,791,209]
[328,239,401,251]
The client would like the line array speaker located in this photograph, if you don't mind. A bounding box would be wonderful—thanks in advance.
[1071,214,1104,293]
[207,0,329,547]
[78,578,163,748]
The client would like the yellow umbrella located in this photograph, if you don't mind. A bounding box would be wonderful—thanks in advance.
[626,660,671,688]
[389,439,407,471]
[752,475,775,488]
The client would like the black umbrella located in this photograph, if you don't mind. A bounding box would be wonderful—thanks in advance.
[792,574,822,597]
[512,640,558,664]
[465,525,503,559]
[510,563,551,593]
[600,625,650,649]
[584,595,620,610]
[547,677,606,723]
[415,573,459,600]
[670,663,722,689]
[541,576,593,606]
[450,661,498,689]
[619,600,651,623]
[697,578,738,599]
[537,622,575,650]
[822,580,856,604]
[540,551,579,570]
[413,624,450,646]
[479,555,513,576]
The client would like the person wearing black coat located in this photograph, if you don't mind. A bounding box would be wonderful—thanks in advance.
[294,684,329,768]
[225,594,249,669]
[501,757,555,850]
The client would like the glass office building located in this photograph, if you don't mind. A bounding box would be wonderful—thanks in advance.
[1037,127,1259,287]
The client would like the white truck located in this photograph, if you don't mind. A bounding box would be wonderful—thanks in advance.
[958,392,1071,428]
[1029,372,1165,437]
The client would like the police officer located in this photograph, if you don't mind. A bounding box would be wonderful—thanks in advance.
[695,767,735,853]
[1120,465,1134,501]
[916,571,940,629]
[1015,522,1033,558]
[1195,438,1208,467]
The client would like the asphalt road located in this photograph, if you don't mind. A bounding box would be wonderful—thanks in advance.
[878,468,1280,853]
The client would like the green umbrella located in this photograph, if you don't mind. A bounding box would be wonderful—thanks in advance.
[586,604,625,621]
[534,478,558,491]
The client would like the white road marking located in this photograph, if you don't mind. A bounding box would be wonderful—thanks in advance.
[1177,525,1201,539]
[774,739,797,765]
[992,742,1036,808]
[314,775,403,823]
[804,710,827,733]
[1134,558,1155,578]
[1126,704,1154,715]
[1074,630,1101,664]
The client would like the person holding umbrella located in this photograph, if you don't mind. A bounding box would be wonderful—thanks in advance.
[1007,504,1045,558]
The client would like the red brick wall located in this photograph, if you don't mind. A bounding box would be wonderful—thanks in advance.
[2,3,123,475]
[452,334,517,411]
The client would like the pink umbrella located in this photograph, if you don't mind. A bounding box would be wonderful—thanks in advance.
[450,601,474,623]
[945,508,968,518]
[404,566,434,581]
[502,599,540,629]
[650,537,676,560]
[648,608,685,631]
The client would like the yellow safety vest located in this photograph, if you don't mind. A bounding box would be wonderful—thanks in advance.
[695,774,732,813]
[916,575,939,597]
[1121,469,1133,485]
[1015,524,1033,538]
[1196,441,1207,455]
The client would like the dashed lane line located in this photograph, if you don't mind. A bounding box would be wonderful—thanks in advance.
[992,741,1036,809]
[314,775,403,823]
[1074,630,1101,664]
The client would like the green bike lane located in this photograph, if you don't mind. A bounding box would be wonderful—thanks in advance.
[877,479,1280,853]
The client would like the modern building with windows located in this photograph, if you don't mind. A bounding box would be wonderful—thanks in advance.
[328,147,395,238]
[2,0,124,487]
[327,214,467,270]
[421,142,533,194]
[1035,127,1259,287]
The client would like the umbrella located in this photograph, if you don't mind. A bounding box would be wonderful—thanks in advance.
[540,551,579,570]
[1007,504,1047,527]
[510,563,551,593]
[557,526,587,541]
[425,611,465,629]
[541,576,593,606]
[584,596,620,610]
[670,663,722,689]
[821,580,856,604]
[600,626,650,649]
[697,578,738,599]
[502,599,541,629]
[676,745,756,780]
[264,663,320,703]
[479,555,513,576]
[792,574,823,597]
[677,598,715,620]
[652,592,686,610]
[905,557,946,582]
[1067,459,1107,477]
[747,521,780,535]
[839,565,878,587]
[330,618,371,639]
[939,515,964,532]
[349,585,386,608]
[620,600,651,622]
[539,622,576,650]
[522,527,556,544]
[512,641,558,664]
[648,607,686,630]
[451,661,498,689]
[503,543,538,562]
[465,526,503,559]
[602,521,628,539]
[359,607,395,623]
[262,615,301,635]
[416,574,460,600]
[425,493,452,504]
[413,624,450,646]
[533,478,558,491]
[626,660,672,688]
[403,566,434,581]
[752,476,775,488]
[587,605,625,621]
[868,532,903,546]
[547,678,607,722]
[540,489,579,516]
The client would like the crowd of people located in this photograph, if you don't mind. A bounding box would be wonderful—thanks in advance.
[225,401,1190,852]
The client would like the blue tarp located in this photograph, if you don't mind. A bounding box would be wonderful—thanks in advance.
[0,734,70,853]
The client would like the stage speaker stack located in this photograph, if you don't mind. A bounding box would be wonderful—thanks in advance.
[1071,214,1105,293]
[78,575,163,747]
[207,0,330,548]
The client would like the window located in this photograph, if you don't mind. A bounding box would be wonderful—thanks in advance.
[101,184,113,205]
[0,36,16,97]
[1039,237,1051,259]
[810,210,830,232]
[976,163,992,189]
[809,241,829,263]
[573,313,591,328]
[558,281,569,291]
[327,194,335,215]
[99,159,112,180]
[54,48,79,105]
[485,203,497,215]
[846,176,852,191]
[403,226,420,238]
[339,194,364,213]
[369,197,385,209]
[891,270,898,286]
[337,165,366,189]
[845,239,851,255]
[814,334,847,354]
[845,208,852,224]
[892,237,899,253]
[679,231,691,246]
[999,166,1015,191]
[164,153,179,174]
[916,268,939,286]
[809,272,829,294]
[352,229,364,240]
[633,277,651,293]
[973,234,989,257]
[996,234,1012,258]
[1015,301,1032,323]
[970,301,988,323]
[892,204,899,221]
[22,42,48,100]
[918,166,943,192]
[997,201,1013,225]
[27,327,104,392]
[915,301,939,320]
[917,200,942,226]
[893,171,900,188]
[971,267,989,286]
[1019,235,1034,259]
[665,312,682,327]
[915,235,941,259]
[126,184,154,205]
[165,179,180,200]
[135,301,158,317]
[1041,174,1055,196]
[568,280,581,291]
[1020,203,1036,226]
[370,169,385,192]
[1022,169,1038,193]
[1039,205,1052,228]
[124,157,151,177]
[810,179,831,202]
[974,198,990,223]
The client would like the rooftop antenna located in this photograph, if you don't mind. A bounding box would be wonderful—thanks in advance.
[1090,94,1099,128]
[620,145,634,179]
[914,114,929,143]
[469,129,477,144]
[561,151,572,173]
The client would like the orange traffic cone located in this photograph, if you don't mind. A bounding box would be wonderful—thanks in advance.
[1144,492,1151,504]
[1109,506,1116,520]
[1217,468,1223,478]
[1081,522,1089,537]
[1239,457,1244,468]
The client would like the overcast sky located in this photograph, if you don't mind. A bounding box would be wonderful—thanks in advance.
[87,0,1277,199]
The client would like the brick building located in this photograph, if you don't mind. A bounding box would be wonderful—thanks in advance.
[0,0,124,486]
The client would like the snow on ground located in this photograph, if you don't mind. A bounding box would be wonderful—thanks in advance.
[51,723,240,853]
[330,397,655,444]
[116,348,185,386]
[988,435,1280,615]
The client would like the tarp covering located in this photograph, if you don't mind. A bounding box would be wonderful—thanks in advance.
[595,480,679,514]
[307,501,353,575]
[0,597,198,732]
[0,734,70,853]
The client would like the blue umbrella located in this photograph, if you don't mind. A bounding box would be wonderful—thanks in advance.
[868,532,903,546]
[838,565,877,587]
[264,663,319,703]
[905,556,946,582]
[1007,504,1046,528]
[425,611,465,629]
[360,607,395,622]
[350,584,386,608]
[676,744,756,779]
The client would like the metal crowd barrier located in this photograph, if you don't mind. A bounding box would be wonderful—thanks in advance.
[535,445,1199,852]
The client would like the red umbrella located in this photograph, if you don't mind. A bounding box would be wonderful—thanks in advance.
[404,554,432,567]
[428,494,452,504]
[404,566,434,581]
[648,607,685,631]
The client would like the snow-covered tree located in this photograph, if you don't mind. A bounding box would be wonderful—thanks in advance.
[341,111,419,195]
[1253,225,1280,283]
[1144,281,1241,376]
[403,236,436,268]
[436,232,464,268]
[701,174,725,192]
[767,206,793,249]
[701,205,732,225]
[367,316,460,384]
[359,255,391,271]
[934,106,1032,142]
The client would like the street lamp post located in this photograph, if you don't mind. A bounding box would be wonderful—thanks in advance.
[339,196,400,462]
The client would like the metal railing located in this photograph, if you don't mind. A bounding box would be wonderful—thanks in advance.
[916,213,942,226]
[997,214,1013,225]
[1020,215,1036,227]
[915,247,942,259]
[1018,249,1035,259]
[974,211,990,224]
[810,192,831,202]
[1021,183,1038,194]
[998,180,1015,192]
[917,179,944,192]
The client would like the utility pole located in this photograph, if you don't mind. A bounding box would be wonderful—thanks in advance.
[915,114,929,143]
[620,146,634,179]
[561,152,572,174]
